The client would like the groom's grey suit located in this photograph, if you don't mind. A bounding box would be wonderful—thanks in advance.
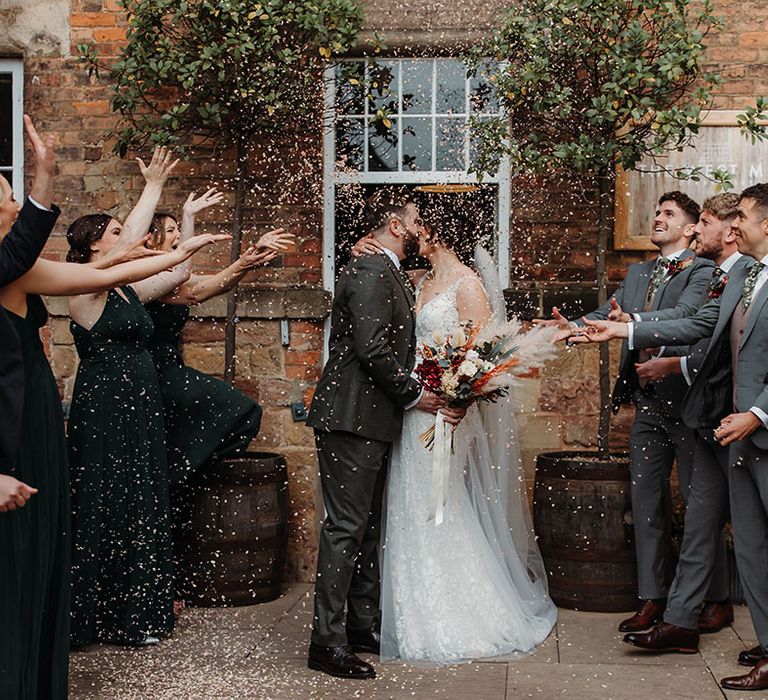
[307,251,421,647]
[633,258,768,647]
[579,249,715,601]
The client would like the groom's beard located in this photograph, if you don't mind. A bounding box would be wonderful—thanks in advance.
[402,231,420,259]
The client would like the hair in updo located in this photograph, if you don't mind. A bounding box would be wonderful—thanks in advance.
[66,214,112,263]
[147,211,178,249]
[415,191,490,268]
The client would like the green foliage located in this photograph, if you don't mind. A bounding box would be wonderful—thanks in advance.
[78,0,364,156]
[467,0,723,180]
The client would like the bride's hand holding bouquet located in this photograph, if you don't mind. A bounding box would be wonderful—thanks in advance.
[415,318,558,449]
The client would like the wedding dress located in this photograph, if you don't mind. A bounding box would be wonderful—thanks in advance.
[380,252,557,664]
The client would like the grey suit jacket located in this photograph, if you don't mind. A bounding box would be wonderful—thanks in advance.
[634,259,768,448]
[678,256,752,379]
[307,252,421,443]
[581,249,714,412]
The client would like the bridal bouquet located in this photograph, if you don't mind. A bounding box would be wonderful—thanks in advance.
[415,318,558,449]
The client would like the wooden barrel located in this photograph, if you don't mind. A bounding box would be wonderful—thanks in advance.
[533,451,638,612]
[175,452,288,607]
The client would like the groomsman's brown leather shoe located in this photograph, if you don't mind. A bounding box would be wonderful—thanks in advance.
[618,599,665,632]
[739,644,767,667]
[623,622,699,653]
[698,600,734,633]
[347,627,381,655]
[721,657,768,690]
[307,643,376,679]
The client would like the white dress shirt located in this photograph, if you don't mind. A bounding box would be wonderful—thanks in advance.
[746,254,768,427]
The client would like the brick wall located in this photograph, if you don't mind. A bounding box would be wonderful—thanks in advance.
[9,0,768,581]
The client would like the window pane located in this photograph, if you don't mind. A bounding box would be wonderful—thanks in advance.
[402,117,432,171]
[435,117,466,171]
[368,118,398,172]
[336,118,364,171]
[401,60,432,115]
[435,61,466,114]
[0,74,12,166]
[335,62,365,115]
[368,61,399,114]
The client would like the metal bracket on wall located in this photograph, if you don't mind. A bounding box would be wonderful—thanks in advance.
[280,319,289,346]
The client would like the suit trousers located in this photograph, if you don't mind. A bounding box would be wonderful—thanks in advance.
[664,430,730,629]
[311,429,390,647]
[729,438,768,651]
[630,392,696,600]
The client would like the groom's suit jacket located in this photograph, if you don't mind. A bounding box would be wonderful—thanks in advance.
[580,248,713,412]
[0,198,59,471]
[634,259,768,448]
[307,252,421,443]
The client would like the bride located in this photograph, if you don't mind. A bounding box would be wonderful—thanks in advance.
[356,199,557,664]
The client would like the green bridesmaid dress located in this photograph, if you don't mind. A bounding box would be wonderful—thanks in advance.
[68,287,174,646]
[145,301,262,487]
[0,295,70,699]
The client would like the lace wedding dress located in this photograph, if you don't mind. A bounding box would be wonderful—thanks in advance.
[380,271,557,664]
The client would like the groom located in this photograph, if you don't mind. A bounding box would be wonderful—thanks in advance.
[306,189,455,679]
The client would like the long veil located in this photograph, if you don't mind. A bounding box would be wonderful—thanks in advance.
[467,245,555,620]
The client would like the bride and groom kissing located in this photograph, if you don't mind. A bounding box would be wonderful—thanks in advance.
[305,188,556,679]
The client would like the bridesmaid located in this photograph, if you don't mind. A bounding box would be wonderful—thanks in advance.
[66,149,230,647]
[143,191,294,489]
[0,153,220,695]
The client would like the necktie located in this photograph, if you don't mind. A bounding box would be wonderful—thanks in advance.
[742,262,766,311]
[645,258,669,308]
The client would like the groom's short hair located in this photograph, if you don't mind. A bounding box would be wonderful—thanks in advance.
[365,187,413,235]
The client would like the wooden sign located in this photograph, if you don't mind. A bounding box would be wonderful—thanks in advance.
[614,111,768,250]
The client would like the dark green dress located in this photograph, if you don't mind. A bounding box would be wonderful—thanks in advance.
[146,301,262,487]
[68,287,174,646]
[0,295,70,699]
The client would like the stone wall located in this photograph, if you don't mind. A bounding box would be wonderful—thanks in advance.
[10,0,768,581]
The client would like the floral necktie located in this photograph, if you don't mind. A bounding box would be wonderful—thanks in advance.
[645,258,669,307]
[742,262,766,311]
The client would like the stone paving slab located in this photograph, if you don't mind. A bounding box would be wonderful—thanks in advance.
[507,662,723,700]
[69,587,762,699]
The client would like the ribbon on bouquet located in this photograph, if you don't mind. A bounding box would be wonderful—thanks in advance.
[428,411,452,525]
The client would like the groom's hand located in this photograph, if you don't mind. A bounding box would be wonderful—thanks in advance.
[415,390,442,414]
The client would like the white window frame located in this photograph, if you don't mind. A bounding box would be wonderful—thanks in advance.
[322,58,511,296]
[0,59,24,199]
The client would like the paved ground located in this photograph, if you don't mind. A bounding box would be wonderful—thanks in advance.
[69,584,766,699]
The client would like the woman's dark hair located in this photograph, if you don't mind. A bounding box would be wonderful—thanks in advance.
[148,211,178,249]
[415,191,492,267]
[66,214,112,263]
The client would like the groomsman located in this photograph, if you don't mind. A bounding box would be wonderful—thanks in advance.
[613,194,748,652]
[582,183,768,690]
[545,192,714,632]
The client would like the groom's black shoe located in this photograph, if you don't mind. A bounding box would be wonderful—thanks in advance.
[347,627,382,655]
[618,599,665,632]
[623,622,699,654]
[307,643,376,679]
